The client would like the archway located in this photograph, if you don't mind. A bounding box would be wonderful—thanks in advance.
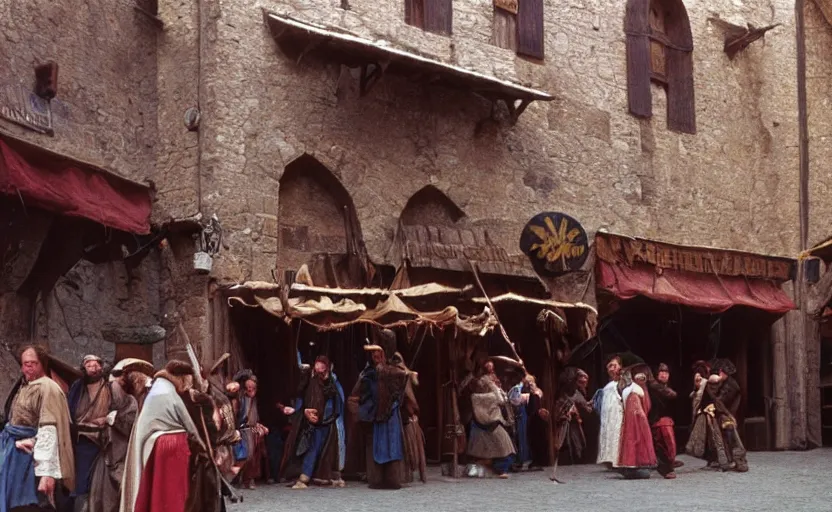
[400,185,466,226]
[277,154,369,288]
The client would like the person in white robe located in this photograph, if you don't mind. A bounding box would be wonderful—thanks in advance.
[596,356,624,467]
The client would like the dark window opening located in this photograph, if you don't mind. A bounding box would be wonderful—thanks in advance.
[492,0,544,61]
[648,3,667,84]
[406,0,452,36]
[625,0,695,134]
[136,0,158,16]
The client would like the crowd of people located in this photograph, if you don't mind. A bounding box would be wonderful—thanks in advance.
[0,336,750,512]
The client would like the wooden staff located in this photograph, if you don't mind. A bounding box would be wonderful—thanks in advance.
[466,260,524,368]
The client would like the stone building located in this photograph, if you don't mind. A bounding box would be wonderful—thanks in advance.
[2,0,832,450]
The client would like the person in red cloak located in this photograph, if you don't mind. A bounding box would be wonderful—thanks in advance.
[617,372,657,479]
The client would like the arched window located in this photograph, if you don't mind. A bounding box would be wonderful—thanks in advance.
[625,0,695,134]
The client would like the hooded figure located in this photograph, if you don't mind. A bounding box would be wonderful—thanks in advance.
[390,351,426,483]
[354,329,416,489]
[281,355,344,489]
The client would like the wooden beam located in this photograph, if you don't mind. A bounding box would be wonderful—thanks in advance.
[708,17,781,60]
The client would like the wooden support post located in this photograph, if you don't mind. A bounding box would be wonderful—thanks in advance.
[771,312,790,449]
[449,334,461,478]
[736,326,748,432]
[436,332,444,463]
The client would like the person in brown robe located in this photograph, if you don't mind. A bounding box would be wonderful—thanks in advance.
[464,360,516,478]
[88,378,138,512]
[280,356,342,489]
[231,372,268,489]
[67,354,113,511]
[390,352,426,484]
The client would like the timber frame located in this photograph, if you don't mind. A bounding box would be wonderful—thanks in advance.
[264,11,553,123]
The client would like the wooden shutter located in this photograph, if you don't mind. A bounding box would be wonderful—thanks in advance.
[517,0,544,59]
[666,48,696,133]
[625,0,652,119]
[424,0,452,35]
[493,8,518,50]
[405,0,426,29]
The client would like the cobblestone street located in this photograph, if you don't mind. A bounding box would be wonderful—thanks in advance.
[230,450,832,512]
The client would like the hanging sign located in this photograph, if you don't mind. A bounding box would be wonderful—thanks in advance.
[520,212,589,276]
[0,84,53,135]
[494,0,519,15]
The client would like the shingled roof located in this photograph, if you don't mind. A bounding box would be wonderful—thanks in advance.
[392,224,536,278]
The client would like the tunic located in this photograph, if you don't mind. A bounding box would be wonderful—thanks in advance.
[68,378,112,496]
[236,396,265,482]
[0,376,75,511]
[596,380,623,466]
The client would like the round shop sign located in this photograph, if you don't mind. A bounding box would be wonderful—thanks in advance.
[519,212,589,276]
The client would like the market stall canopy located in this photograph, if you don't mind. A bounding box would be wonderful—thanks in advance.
[225,280,595,336]
[0,133,152,234]
[263,11,553,121]
[596,232,796,315]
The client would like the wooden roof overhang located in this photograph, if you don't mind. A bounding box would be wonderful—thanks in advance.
[263,11,554,123]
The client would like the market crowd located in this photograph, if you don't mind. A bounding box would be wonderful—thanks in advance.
[0,335,748,512]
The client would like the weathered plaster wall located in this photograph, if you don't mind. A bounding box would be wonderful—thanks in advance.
[806,1,832,247]
[33,255,165,368]
[182,0,814,293]
[0,0,158,183]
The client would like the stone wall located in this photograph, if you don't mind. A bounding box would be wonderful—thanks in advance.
[165,0,828,293]
[806,0,832,247]
[33,255,164,369]
[0,0,158,183]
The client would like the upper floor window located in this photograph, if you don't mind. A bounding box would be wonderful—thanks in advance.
[625,0,695,134]
[406,0,453,35]
[493,0,544,60]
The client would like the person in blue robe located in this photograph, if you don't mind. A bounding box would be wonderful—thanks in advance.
[355,330,414,490]
[280,355,343,489]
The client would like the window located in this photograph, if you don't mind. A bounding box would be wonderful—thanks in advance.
[492,0,544,60]
[625,0,695,134]
[648,2,667,83]
[405,0,452,35]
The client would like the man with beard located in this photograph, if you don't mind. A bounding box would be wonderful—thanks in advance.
[648,363,680,479]
[231,371,268,489]
[88,371,139,512]
[596,356,624,468]
[67,355,112,511]
[356,332,416,489]
[281,356,343,489]
[0,345,75,511]
[120,360,220,512]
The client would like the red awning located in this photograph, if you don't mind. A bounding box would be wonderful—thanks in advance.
[597,260,796,314]
[0,137,152,234]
